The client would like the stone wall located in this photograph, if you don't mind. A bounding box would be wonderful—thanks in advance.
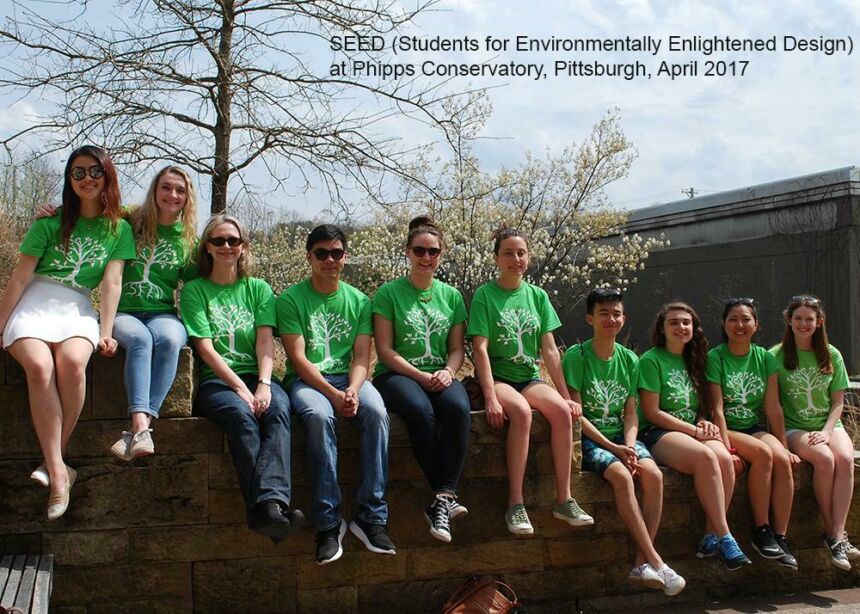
[1,349,859,613]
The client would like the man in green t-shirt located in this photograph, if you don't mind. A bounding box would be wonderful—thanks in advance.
[563,288,685,595]
[278,224,394,565]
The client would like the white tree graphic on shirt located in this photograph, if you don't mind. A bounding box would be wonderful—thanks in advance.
[209,305,255,365]
[403,307,448,366]
[666,369,697,423]
[586,379,627,428]
[723,371,764,422]
[309,312,351,371]
[786,367,830,420]
[124,238,178,300]
[497,308,539,366]
[49,237,108,288]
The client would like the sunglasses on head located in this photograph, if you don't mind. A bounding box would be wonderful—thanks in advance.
[410,246,441,258]
[593,287,623,300]
[207,236,243,247]
[791,294,820,305]
[724,297,755,308]
[311,248,346,261]
[70,165,105,181]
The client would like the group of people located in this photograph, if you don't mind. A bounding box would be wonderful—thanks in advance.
[0,147,855,596]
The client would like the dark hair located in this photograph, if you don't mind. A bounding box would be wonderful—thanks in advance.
[492,225,527,255]
[306,224,347,252]
[650,301,710,413]
[586,288,623,315]
[61,145,122,248]
[720,298,759,343]
[406,215,443,249]
[780,295,832,373]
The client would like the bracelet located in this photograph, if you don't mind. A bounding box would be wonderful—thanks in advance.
[728,447,738,454]
[258,378,271,386]
[444,366,455,376]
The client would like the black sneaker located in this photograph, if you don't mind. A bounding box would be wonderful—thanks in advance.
[424,495,453,543]
[350,518,396,555]
[825,536,851,571]
[774,534,798,570]
[316,518,347,565]
[248,500,293,543]
[751,524,784,559]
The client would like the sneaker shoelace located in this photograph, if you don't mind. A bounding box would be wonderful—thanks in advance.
[565,498,586,516]
[510,505,529,526]
[719,537,744,560]
[834,539,850,557]
[433,497,452,532]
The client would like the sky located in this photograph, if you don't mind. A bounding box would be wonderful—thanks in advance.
[0,0,858,217]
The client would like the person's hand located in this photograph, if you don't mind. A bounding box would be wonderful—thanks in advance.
[343,387,360,417]
[731,453,746,475]
[612,443,639,471]
[236,384,256,413]
[35,203,57,219]
[696,420,721,440]
[252,382,272,417]
[428,368,454,392]
[331,390,356,417]
[485,396,506,429]
[98,336,118,357]
[788,452,802,467]
[566,399,582,421]
[808,430,831,446]
[418,371,438,392]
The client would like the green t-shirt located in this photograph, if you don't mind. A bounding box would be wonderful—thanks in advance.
[372,277,467,377]
[277,278,372,384]
[638,346,699,427]
[770,344,849,431]
[20,215,136,290]
[118,223,198,313]
[467,281,561,382]
[562,339,639,439]
[706,344,777,431]
[180,276,276,382]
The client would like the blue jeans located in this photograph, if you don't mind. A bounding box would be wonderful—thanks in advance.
[112,312,187,418]
[195,374,293,519]
[374,372,471,494]
[289,375,389,531]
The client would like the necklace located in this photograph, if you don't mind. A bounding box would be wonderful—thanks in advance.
[408,276,433,303]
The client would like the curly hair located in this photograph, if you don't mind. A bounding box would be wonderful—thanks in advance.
[780,295,832,374]
[650,301,710,414]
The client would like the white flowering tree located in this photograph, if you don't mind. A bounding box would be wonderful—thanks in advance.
[253,223,312,295]
[666,369,697,423]
[724,371,764,422]
[586,379,628,427]
[210,305,256,364]
[786,367,830,420]
[497,308,540,365]
[403,307,449,366]
[50,237,107,288]
[124,239,178,300]
[309,312,351,371]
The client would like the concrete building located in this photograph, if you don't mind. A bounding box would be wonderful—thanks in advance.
[560,166,860,373]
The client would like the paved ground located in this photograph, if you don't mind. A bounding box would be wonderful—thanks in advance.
[653,587,860,613]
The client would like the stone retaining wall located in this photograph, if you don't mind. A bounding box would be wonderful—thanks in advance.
[1,349,859,613]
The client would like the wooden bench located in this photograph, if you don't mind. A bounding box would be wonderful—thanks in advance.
[0,555,52,614]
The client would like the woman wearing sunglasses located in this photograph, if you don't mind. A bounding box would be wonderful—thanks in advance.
[771,295,856,570]
[180,215,303,543]
[0,145,135,519]
[468,226,592,535]
[707,298,799,569]
[372,216,471,543]
[638,302,751,570]
[35,166,199,463]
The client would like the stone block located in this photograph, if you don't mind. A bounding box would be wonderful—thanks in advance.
[130,524,283,562]
[208,489,246,525]
[193,557,297,613]
[208,453,238,489]
[357,579,463,614]
[65,418,221,459]
[504,565,605,602]
[411,540,545,580]
[462,443,554,479]
[571,472,616,505]
[297,549,407,589]
[546,535,628,568]
[89,598,193,614]
[0,419,41,459]
[43,529,129,566]
[0,532,41,554]
[52,562,191,604]
[297,586,356,614]
[470,411,551,445]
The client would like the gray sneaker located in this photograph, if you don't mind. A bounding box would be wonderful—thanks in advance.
[129,429,155,458]
[552,497,594,526]
[110,431,134,461]
[505,503,534,535]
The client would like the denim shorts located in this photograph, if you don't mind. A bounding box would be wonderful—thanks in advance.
[494,377,542,393]
[638,426,672,449]
[581,435,654,476]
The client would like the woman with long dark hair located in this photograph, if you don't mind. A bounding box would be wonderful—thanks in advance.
[0,145,135,519]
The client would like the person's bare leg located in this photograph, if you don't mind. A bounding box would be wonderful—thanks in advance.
[53,337,94,453]
[495,384,532,507]
[523,383,573,502]
[732,431,773,526]
[829,429,855,539]
[790,430,836,536]
[754,432,794,535]
[604,462,664,569]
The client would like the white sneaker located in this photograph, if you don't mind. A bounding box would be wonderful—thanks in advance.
[110,431,134,461]
[30,463,49,487]
[449,499,469,520]
[129,429,155,458]
[658,565,686,596]
[627,563,664,590]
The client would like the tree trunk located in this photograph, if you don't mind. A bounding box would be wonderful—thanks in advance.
[211,2,236,215]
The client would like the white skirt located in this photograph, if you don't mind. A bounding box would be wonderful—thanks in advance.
[2,276,99,349]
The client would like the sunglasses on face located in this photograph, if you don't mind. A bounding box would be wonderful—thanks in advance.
[724,297,755,308]
[791,294,820,305]
[311,248,346,261]
[207,236,243,247]
[70,165,105,181]
[410,246,442,258]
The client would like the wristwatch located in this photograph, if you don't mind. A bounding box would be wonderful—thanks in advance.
[258,378,271,386]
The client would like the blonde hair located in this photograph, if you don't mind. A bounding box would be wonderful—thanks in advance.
[197,214,254,278]
[131,166,198,255]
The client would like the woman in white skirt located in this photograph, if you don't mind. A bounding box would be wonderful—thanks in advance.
[0,145,136,520]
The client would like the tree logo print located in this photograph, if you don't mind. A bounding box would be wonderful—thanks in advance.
[309,311,352,371]
[497,308,539,366]
[124,238,179,300]
[666,369,697,423]
[403,307,448,366]
[723,371,764,422]
[585,378,627,428]
[49,236,108,288]
[209,305,256,365]
[786,367,830,420]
